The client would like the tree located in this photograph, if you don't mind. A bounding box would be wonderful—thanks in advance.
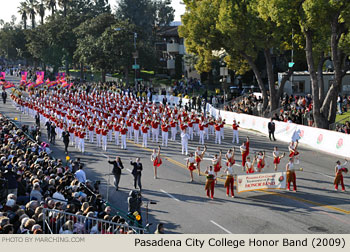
[25,0,38,29]
[18,1,28,30]
[154,0,175,26]
[74,13,118,82]
[36,0,46,25]
[58,0,72,17]
[179,0,296,112]
[116,0,175,72]
[261,0,350,129]
[45,0,57,17]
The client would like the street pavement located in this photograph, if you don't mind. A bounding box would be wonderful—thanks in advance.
[1,75,350,234]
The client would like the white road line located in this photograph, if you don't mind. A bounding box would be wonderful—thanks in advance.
[102,154,109,159]
[127,168,132,173]
[210,220,232,234]
[160,189,180,202]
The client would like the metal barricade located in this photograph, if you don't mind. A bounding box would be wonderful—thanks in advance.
[42,208,146,234]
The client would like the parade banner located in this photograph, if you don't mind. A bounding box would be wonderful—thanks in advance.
[236,172,286,193]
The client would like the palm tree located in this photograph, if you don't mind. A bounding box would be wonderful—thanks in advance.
[25,0,38,29]
[36,0,46,25]
[45,0,56,17]
[58,0,71,17]
[18,1,28,29]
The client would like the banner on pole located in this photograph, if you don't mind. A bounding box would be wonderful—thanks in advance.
[236,172,286,193]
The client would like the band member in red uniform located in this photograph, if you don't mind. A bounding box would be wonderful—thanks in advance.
[161,121,169,147]
[88,123,94,143]
[273,146,285,171]
[79,128,86,154]
[232,120,239,144]
[256,151,266,172]
[212,150,222,181]
[114,123,120,146]
[334,160,348,191]
[195,145,207,176]
[151,146,162,179]
[187,153,196,182]
[151,119,159,143]
[205,166,216,199]
[214,122,221,144]
[286,157,297,191]
[225,148,235,168]
[223,161,235,198]
[289,140,299,163]
[240,137,249,170]
[101,126,108,151]
[141,122,149,148]
[133,120,140,144]
[199,121,205,145]
[120,124,128,150]
[95,126,102,147]
[170,118,177,141]
[245,156,256,174]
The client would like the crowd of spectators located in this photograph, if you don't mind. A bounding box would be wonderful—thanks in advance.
[223,93,314,126]
[335,121,350,134]
[0,113,142,234]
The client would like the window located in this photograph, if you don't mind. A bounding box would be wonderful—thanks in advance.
[292,81,305,93]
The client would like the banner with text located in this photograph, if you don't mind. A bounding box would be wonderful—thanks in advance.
[236,172,286,193]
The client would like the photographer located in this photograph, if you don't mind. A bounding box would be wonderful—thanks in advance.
[128,190,142,227]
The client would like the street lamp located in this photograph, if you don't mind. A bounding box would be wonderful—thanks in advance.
[114,28,138,90]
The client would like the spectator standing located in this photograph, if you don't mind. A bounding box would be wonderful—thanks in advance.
[1,90,7,104]
[35,113,40,128]
[62,129,70,154]
[45,121,52,141]
[268,118,276,141]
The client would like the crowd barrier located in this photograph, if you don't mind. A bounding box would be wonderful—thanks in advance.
[206,104,350,159]
[42,208,146,234]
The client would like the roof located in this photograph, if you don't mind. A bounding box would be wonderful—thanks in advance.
[156,26,179,37]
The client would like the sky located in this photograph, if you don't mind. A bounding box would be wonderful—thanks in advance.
[0,0,185,24]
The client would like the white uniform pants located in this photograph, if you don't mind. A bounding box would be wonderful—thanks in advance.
[102,135,107,151]
[171,127,177,141]
[220,128,224,139]
[70,134,74,146]
[89,131,94,143]
[108,130,113,142]
[232,130,239,144]
[134,129,139,144]
[96,134,101,147]
[79,138,85,153]
[162,131,168,147]
[127,126,132,139]
[121,134,127,149]
[143,133,148,147]
[114,131,120,145]
[152,128,159,142]
[215,130,221,144]
[189,127,193,140]
[199,130,205,145]
[182,141,188,155]
[205,127,209,140]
